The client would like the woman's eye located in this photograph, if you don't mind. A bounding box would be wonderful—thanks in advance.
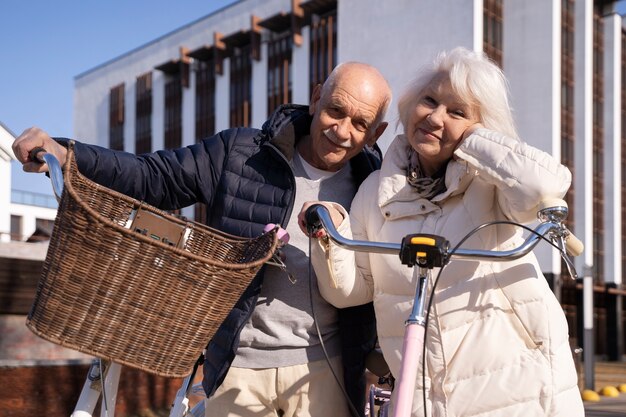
[451,110,466,118]
[422,96,437,106]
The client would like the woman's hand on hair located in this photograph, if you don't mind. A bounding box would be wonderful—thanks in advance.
[462,122,484,141]
[452,123,484,161]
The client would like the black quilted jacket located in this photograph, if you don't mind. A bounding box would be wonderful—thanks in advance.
[58,104,380,416]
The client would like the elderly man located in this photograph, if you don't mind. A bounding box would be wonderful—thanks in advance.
[13,61,391,417]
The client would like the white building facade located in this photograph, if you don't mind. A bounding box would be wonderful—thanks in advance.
[0,123,15,243]
[72,0,625,358]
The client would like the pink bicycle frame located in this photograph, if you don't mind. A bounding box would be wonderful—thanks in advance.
[393,268,429,417]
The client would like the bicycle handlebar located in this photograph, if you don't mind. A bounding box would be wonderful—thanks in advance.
[304,200,582,276]
[29,147,64,201]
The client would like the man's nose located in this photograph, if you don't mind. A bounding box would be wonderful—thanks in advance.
[334,118,351,139]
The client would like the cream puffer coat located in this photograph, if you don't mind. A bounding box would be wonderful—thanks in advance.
[310,130,584,417]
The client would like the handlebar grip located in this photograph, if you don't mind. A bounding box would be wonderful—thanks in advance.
[304,204,325,233]
[538,198,568,211]
[565,233,584,257]
[29,147,47,164]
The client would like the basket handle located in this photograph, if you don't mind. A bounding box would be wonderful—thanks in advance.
[29,147,64,201]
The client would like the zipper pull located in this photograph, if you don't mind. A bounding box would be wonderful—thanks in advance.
[266,250,297,284]
[263,223,295,283]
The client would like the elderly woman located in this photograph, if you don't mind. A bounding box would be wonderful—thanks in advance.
[299,48,584,417]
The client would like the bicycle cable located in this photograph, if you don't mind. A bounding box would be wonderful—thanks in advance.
[99,358,111,417]
[307,237,363,417]
[419,220,564,417]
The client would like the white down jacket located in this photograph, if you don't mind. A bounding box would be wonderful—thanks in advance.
[310,130,584,417]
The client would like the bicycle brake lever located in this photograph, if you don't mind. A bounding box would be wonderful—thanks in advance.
[560,251,579,280]
[553,234,579,279]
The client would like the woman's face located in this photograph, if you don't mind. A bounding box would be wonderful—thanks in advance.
[406,76,480,176]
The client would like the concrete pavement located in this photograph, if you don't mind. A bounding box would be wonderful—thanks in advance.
[585,392,626,416]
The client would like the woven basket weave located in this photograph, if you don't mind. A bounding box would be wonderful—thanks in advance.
[26,143,279,377]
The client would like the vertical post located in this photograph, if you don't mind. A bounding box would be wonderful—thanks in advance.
[573,0,595,392]
[583,266,594,390]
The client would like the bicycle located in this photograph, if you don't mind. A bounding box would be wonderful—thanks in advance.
[303,199,583,417]
[30,149,582,417]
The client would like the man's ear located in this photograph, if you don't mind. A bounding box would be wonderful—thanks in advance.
[368,121,388,145]
[309,84,322,115]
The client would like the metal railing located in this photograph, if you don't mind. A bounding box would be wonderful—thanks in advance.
[11,190,58,209]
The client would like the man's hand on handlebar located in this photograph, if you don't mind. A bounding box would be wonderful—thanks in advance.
[298,201,345,238]
[12,127,68,173]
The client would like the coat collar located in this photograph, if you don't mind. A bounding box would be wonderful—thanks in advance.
[377,134,476,218]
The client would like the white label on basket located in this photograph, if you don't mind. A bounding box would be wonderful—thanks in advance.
[125,209,138,229]
[181,227,191,250]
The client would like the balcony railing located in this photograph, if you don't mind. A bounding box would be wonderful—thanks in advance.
[11,190,58,209]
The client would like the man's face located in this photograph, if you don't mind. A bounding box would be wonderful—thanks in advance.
[306,76,384,171]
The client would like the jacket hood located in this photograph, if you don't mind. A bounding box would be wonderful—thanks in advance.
[261,104,313,161]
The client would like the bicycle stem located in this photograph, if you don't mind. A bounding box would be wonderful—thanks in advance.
[406,269,429,325]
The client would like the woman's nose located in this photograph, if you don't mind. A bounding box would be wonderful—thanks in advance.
[427,106,445,126]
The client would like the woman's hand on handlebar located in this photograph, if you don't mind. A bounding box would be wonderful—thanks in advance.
[298,201,344,238]
[12,127,68,173]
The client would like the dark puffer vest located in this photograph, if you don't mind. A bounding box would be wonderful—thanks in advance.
[60,104,379,416]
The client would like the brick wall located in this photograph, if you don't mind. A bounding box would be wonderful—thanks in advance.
[0,363,203,417]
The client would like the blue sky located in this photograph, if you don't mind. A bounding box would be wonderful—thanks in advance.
[3,0,237,194]
[3,1,626,195]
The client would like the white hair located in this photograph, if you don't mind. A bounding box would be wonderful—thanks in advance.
[397,47,519,140]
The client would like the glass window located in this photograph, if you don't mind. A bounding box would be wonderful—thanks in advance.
[309,8,337,93]
[109,83,125,150]
[135,73,152,154]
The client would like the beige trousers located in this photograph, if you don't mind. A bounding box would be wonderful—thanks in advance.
[204,357,352,417]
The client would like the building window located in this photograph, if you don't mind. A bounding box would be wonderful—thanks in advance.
[31,218,55,241]
[135,73,152,154]
[560,0,577,290]
[194,57,216,224]
[483,0,503,67]
[109,83,125,150]
[309,8,337,93]
[196,60,216,141]
[267,31,293,116]
[592,6,605,283]
[230,44,253,127]
[10,215,22,241]
[561,0,575,227]
[164,74,183,149]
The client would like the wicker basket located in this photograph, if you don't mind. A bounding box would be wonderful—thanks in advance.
[26,143,279,377]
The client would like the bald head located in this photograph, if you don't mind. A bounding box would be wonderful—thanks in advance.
[301,62,391,171]
[321,62,392,127]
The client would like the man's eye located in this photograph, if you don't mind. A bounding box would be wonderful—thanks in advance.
[328,107,343,117]
[354,121,368,132]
